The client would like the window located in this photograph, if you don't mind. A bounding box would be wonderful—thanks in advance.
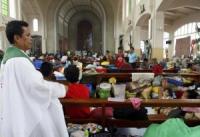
[136,0,141,4]
[175,31,177,37]
[180,26,184,35]
[122,0,125,21]
[174,22,200,37]
[33,18,38,32]
[192,23,196,33]
[9,0,16,18]
[163,32,170,58]
[2,0,9,16]
[128,0,132,15]
[126,0,129,17]
[140,40,145,52]
[184,24,187,34]
[188,23,192,33]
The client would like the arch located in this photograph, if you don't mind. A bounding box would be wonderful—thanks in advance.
[171,12,200,33]
[68,11,102,53]
[45,0,114,54]
[135,13,151,27]
[54,0,106,53]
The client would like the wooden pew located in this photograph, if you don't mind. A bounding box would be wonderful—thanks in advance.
[108,69,178,73]
[57,72,200,127]
[87,72,200,84]
[56,72,200,89]
[84,68,178,73]
[60,98,200,127]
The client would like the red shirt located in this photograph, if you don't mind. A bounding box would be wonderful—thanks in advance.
[152,64,163,75]
[115,56,125,68]
[64,83,90,118]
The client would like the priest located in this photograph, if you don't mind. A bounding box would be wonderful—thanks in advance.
[0,20,69,137]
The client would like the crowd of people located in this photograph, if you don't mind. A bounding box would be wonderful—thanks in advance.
[1,19,200,137]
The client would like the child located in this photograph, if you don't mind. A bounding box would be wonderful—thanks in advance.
[63,65,90,118]
[40,62,55,80]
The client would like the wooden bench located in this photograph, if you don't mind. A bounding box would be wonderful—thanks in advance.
[83,68,178,73]
[84,72,200,85]
[60,98,200,127]
[56,72,200,86]
[58,72,200,127]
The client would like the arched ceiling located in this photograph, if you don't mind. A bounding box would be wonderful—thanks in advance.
[136,13,151,29]
[21,0,120,20]
[158,0,200,28]
[57,0,104,24]
[21,0,121,53]
[21,0,41,17]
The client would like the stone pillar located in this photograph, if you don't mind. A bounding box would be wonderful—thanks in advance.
[168,31,174,58]
[16,0,21,19]
[114,35,119,54]
[2,32,8,50]
[133,26,142,56]
[42,37,46,54]
[0,32,3,50]
[151,11,164,61]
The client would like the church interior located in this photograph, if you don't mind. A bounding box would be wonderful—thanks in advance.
[1,0,200,137]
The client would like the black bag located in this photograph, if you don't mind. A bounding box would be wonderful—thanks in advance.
[167,108,185,119]
[90,131,112,137]
[113,107,148,120]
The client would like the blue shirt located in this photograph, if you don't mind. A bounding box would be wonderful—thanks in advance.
[128,52,137,63]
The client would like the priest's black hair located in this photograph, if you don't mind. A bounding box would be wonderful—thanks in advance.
[6,20,29,44]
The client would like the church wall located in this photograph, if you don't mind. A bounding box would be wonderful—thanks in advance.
[155,0,163,11]
[140,29,148,41]
[58,16,64,36]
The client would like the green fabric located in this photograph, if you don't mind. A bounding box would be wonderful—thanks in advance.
[144,118,200,137]
[2,46,31,64]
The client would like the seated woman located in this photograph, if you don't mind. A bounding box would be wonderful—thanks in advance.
[63,65,90,119]
[115,56,132,70]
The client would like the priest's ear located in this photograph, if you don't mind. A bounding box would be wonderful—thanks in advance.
[14,34,22,44]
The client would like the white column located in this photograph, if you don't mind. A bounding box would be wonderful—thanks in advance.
[114,35,119,53]
[168,31,174,58]
[2,32,9,50]
[151,11,164,60]
[133,26,141,55]
[41,19,47,54]
[0,32,3,50]
[16,0,22,19]
[42,37,46,54]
